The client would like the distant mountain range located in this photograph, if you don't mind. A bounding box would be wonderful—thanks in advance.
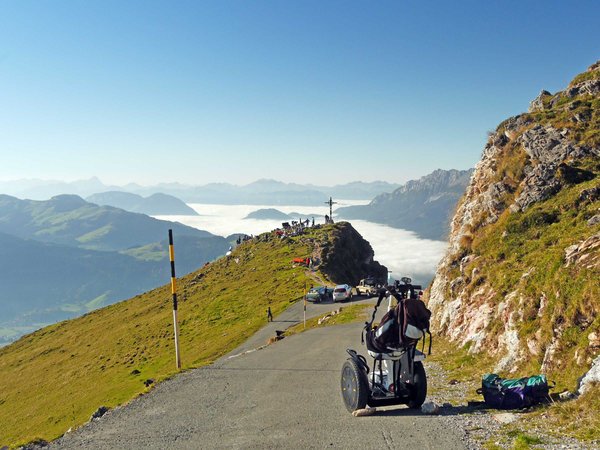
[0,195,231,345]
[0,194,212,251]
[86,191,198,216]
[336,169,474,240]
[0,178,401,204]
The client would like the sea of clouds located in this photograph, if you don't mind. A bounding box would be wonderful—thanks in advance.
[156,202,448,286]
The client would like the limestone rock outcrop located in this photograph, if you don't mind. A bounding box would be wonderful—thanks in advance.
[428,61,600,382]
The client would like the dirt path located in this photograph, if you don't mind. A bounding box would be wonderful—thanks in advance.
[303,268,327,287]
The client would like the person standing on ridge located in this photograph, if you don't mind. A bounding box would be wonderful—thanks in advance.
[267,307,273,322]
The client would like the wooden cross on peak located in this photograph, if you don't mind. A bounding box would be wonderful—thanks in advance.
[325,197,337,223]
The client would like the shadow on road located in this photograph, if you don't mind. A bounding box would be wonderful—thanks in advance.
[207,366,338,373]
[367,402,490,417]
[369,407,423,417]
[308,296,376,306]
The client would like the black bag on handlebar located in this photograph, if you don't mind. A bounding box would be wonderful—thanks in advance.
[365,307,401,353]
[364,289,432,354]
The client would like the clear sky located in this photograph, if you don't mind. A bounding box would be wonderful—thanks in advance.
[1,1,599,186]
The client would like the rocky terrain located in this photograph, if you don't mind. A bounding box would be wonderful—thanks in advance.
[427,61,600,394]
[317,222,388,285]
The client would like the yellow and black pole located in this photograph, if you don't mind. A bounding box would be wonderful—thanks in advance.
[168,229,182,369]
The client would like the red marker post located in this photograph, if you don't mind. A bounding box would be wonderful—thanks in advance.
[168,229,182,369]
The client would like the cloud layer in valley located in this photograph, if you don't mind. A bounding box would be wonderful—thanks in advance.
[157,203,447,286]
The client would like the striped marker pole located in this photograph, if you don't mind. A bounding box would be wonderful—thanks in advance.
[168,229,182,369]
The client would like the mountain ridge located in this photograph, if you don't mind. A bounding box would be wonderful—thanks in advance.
[86,191,199,216]
[0,194,213,251]
[336,168,473,240]
[0,195,231,345]
[0,179,403,204]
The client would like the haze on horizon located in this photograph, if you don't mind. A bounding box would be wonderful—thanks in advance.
[1,1,599,187]
[0,175,390,188]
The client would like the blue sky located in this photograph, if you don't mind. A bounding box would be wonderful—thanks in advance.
[1,1,599,186]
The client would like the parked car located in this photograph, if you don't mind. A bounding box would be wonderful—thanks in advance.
[356,278,380,297]
[306,286,333,303]
[333,284,353,302]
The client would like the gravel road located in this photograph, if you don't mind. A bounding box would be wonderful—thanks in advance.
[51,298,466,449]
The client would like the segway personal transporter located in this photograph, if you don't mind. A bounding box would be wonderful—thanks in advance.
[341,279,431,412]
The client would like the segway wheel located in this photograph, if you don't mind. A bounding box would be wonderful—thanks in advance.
[341,358,369,412]
[407,361,427,409]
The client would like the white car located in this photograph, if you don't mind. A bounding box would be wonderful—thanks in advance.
[332,284,353,302]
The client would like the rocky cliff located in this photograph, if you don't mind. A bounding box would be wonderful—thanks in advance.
[427,61,600,389]
[318,222,388,285]
[336,169,473,240]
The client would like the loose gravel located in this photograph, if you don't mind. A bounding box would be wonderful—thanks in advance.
[426,361,598,449]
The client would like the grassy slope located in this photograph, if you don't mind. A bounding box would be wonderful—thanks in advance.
[0,226,331,447]
[284,303,372,336]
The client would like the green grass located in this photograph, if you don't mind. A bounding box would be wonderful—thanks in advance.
[483,432,543,450]
[569,68,600,86]
[120,242,166,261]
[427,336,497,402]
[0,225,348,447]
[284,303,372,336]
[76,224,113,245]
[428,337,496,381]
[530,94,600,148]
[498,430,543,450]
[525,385,600,441]
[511,432,543,450]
